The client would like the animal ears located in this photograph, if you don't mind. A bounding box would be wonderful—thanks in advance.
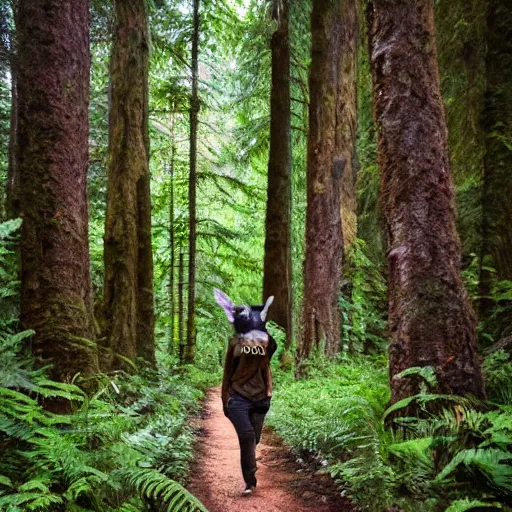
[261,295,274,322]
[213,288,235,323]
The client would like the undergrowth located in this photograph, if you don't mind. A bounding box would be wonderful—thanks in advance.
[0,219,218,512]
[269,354,512,512]
[0,332,217,511]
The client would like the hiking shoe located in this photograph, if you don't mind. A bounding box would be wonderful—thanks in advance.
[241,485,256,497]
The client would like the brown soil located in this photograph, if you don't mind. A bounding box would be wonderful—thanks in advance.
[188,388,354,512]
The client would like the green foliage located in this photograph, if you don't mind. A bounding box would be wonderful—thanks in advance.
[445,499,502,512]
[268,354,389,460]
[0,218,21,329]
[484,279,512,342]
[118,468,206,512]
[0,321,211,511]
[483,350,512,404]
[339,239,388,353]
[269,355,512,511]
[436,0,487,262]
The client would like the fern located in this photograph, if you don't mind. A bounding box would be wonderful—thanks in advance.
[0,332,212,511]
[119,467,207,512]
[0,219,22,330]
[436,448,512,494]
[445,498,503,511]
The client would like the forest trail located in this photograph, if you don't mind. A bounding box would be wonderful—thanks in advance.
[188,388,353,512]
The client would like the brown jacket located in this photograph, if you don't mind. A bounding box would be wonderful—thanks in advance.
[221,330,277,407]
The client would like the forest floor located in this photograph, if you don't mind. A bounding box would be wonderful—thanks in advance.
[188,388,353,512]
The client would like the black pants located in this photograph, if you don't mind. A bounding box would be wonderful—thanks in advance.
[226,393,271,487]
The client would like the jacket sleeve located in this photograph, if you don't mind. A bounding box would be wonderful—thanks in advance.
[221,336,236,408]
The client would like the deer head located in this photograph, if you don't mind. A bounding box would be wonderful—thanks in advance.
[213,288,274,334]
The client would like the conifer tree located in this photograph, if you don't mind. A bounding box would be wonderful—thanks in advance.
[367,0,485,403]
[263,0,293,348]
[17,0,99,381]
[299,0,359,361]
[104,0,155,370]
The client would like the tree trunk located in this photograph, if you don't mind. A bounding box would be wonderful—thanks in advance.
[185,0,199,364]
[168,116,176,354]
[178,249,185,363]
[478,0,512,321]
[136,140,155,364]
[4,2,19,220]
[299,0,357,362]
[366,0,485,404]
[339,0,359,254]
[263,0,293,349]
[6,68,19,219]
[104,0,155,371]
[17,0,98,382]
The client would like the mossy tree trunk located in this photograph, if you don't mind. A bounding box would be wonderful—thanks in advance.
[263,0,293,349]
[17,0,98,381]
[185,0,200,364]
[104,0,155,371]
[367,0,485,404]
[338,0,359,255]
[478,0,512,322]
[299,0,355,362]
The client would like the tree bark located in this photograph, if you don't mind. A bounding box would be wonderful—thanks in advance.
[338,0,359,254]
[17,0,98,382]
[263,0,293,349]
[299,0,357,362]
[104,0,155,371]
[178,249,185,363]
[4,2,19,220]
[478,0,512,320]
[185,0,199,364]
[6,68,19,219]
[366,0,485,404]
[168,114,176,354]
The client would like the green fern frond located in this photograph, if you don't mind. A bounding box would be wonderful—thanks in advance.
[436,448,512,493]
[0,218,23,240]
[445,498,502,511]
[0,491,63,509]
[384,393,478,420]
[119,467,207,512]
[0,475,13,488]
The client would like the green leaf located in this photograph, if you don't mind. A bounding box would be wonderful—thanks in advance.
[445,498,502,511]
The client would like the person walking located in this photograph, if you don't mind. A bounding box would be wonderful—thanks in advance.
[213,289,277,496]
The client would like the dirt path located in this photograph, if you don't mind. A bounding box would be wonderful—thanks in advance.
[188,388,353,512]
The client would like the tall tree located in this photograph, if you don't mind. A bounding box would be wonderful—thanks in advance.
[104,0,155,370]
[2,1,19,219]
[184,0,200,364]
[263,0,293,348]
[478,0,512,320]
[178,248,185,362]
[16,0,98,381]
[298,0,358,362]
[339,0,359,255]
[366,0,485,403]
[168,112,176,354]
[6,70,18,219]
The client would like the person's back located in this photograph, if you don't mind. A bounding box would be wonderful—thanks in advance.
[214,289,276,496]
